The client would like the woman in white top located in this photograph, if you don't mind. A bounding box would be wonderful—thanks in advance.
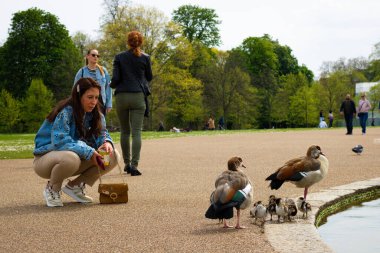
[357,92,371,135]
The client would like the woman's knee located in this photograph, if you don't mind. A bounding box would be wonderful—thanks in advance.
[33,151,81,179]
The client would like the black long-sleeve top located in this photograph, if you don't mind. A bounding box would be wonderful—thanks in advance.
[111,50,153,95]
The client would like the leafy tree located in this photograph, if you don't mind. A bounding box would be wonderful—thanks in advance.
[172,5,221,47]
[0,8,82,100]
[164,67,203,129]
[71,31,95,57]
[288,85,319,127]
[365,59,380,81]
[0,89,20,132]
[201,50,254,127]
[236,36,279,128]
[272,73,309,127]
[368,83,380,122]
[21,79,54,132]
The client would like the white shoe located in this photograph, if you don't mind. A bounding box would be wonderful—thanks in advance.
[43,184,63,207]
[62,182,93,203]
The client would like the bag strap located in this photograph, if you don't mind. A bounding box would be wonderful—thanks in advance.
[97,151,126,184]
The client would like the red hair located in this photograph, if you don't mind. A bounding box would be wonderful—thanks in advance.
[127,31,143,56]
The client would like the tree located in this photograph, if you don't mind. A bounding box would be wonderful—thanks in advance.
[236,36,279,128]
[172,5,221,47]
[201,50,255,128]
[368,83,380,123]
[288,85,319,127]
[0,89,20,132]
[0,8,82,100]
[271,73,309,127]
[21,79,54,132]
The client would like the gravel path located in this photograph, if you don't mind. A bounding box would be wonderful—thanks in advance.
[1,128,379,252]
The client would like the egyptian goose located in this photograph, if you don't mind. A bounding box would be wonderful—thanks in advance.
[205,157,253,229]
[265,145,328,200]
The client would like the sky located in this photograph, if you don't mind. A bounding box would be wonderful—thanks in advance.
[1,0,380,77]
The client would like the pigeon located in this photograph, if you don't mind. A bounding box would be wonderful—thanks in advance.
[352,145,363,155]
[205,157,253,229]
[250,201,267,226]
[265,145,329,200]
[296,197,312,218]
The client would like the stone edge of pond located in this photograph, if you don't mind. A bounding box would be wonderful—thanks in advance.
[264,177,380,253]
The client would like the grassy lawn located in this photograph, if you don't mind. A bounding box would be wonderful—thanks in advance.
[0,128,310,159]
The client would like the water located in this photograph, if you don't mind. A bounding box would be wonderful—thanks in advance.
[318,198,380,253]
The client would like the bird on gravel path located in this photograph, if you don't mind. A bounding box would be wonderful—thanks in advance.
[296,197,312,218]
[265,145,329,200]
[352,145,363,155]
[250,201,267,226]
[205,157,253,229]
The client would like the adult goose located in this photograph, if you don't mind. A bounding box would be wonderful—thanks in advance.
[205,157,253,229]
[265,145,328,200]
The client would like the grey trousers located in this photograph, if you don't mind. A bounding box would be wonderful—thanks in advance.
[115,92,145,167]
[33,150,119,192]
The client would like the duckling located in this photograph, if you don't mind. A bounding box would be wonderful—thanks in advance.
[266,145,329,200]
[296,197,312,218]
[275,198,287,223]
[250,201,267,227]
[284,198,297,221]
[267,195,277,221]
[205,157,253,229]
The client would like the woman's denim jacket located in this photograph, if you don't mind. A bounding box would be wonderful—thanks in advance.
[33,106,112,160]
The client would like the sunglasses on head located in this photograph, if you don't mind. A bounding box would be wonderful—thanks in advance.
[91,54,100,58]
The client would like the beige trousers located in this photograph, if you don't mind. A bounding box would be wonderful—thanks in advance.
[33,150,119,191]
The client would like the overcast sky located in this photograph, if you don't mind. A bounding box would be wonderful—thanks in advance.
[1,0,380,77]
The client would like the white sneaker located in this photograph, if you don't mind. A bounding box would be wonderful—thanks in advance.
[43,184,63,207]
[62,182,93,203]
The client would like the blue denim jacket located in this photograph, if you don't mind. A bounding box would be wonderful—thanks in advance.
[74,66,112,109]
[33,106,113,160]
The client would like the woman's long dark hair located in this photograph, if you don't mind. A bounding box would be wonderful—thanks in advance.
[46,78,102,138]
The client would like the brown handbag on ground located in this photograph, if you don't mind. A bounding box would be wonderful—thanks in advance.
[97,151,128,204]
[98,183,128,204]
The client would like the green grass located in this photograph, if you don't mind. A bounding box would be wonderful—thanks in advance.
[0,128,318,159]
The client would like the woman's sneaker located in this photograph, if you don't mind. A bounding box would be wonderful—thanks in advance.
[62,182,93,203]
[43,183,63,207]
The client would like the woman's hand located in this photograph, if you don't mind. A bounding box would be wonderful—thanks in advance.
[99,141,113,154]
[91,150,103,167]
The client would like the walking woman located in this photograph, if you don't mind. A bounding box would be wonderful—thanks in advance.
[357,92,371,135]
[74,49,112,116]
[111,31,153,176]
[33,78,118,207]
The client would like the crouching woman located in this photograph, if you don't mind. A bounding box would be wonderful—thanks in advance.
[33,78,118,207]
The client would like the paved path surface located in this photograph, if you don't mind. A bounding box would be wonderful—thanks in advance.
[1,128,380,252]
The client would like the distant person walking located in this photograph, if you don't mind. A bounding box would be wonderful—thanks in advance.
[218,116,225,130]
[357,92,371,135]
[208,116,215,130]
[328,110,334,127]
[74,49,112,116]
[111,31,153,176]
[340,94,356,135]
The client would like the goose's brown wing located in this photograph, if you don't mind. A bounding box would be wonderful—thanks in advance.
[276,156,321,180]
[213,170,249,204]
